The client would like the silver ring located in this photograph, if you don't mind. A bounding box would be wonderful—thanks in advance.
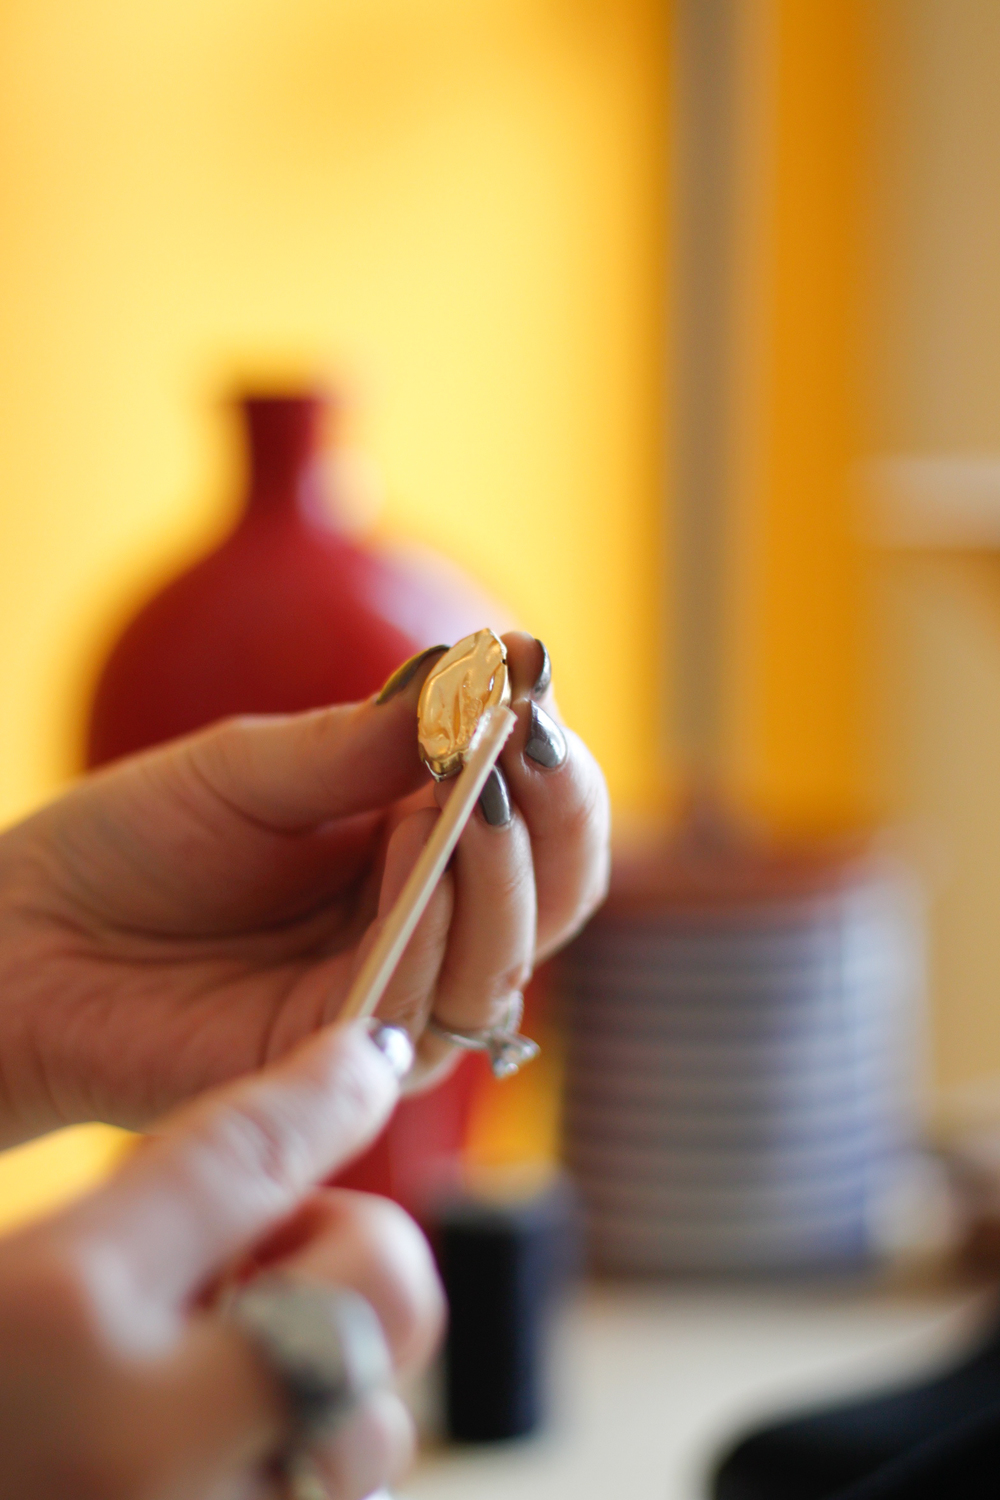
[227,1276,392,1448]
[427,993,540,1079]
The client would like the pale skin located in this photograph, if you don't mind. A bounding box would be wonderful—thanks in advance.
[0,632,610,1497]
[0,1025,437,1500]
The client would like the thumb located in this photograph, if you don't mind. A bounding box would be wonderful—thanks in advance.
[175,646,448,831]
[59,1023,400,1316]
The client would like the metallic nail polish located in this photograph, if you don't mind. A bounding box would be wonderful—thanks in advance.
[375,644,450,705]
[532,639,552,698]
[364,1019,415,1078]
[524,701,566,769]
[477,765,512,827]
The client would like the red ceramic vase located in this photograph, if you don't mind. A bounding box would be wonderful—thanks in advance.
[86,391,495,1214]
[89,393,490,753]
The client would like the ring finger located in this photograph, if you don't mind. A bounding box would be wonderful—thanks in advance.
[414,773,536,1077]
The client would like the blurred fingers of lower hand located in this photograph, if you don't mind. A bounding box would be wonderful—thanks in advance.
[57,1314,411,1500]
[64,1024,402,1313]
[0,1274,287,1500]
[0,1040,415,1499]
[306,1391,415,1500]
[264,1190,444,1373]
[130,1315,288,1494]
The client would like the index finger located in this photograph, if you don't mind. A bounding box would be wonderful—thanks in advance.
[60,1024,400,1312]
[176,647,447,831]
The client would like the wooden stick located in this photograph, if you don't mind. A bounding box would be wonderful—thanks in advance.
[339,705,517,1022]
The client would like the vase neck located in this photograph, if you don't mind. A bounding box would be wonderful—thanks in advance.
[241,393,330,521]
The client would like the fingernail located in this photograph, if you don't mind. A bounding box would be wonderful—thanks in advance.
[375,644,450,705]
[477,765,512,827]
[364,1020,414,1079]
[532,639,552,698]
[525,701,566,769]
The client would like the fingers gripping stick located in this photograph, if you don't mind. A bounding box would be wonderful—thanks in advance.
[339,706,517,1023]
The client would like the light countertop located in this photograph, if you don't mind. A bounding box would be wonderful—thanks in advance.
[403,1274,992,1500]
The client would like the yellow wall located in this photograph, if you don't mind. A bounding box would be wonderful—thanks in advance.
[725,0,867,834]
[0,0,668,830]
[0,0,670,1219]
[0,0,869,1219]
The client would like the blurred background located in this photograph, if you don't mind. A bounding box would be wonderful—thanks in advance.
[8,0,1000,1485]
[0,0,669,1216]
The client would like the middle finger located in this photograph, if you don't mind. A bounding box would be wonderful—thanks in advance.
[425,771,536,1042]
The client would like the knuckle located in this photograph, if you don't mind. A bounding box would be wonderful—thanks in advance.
[190,713,268,789]
[338,1194,445,1361]
[353,1191,423,1262]
[216,711,269,739]
[550,781,611,938]
[503,962,533,995]
[196,714,252,769]
[325,1040,385,1129]
[196,1032,391,1206]
[305,700,353,751]
[491,859,533,910]
[202,1093,312,1206]
[563,775,606,851]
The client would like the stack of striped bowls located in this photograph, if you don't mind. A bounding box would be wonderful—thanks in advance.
[560,839,923,1274]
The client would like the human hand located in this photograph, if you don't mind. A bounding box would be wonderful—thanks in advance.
[0,1022,443,1500]
[0,633,609,1143]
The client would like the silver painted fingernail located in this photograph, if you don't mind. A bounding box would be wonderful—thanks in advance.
[477,765,512,827]
[524,701,566,769]
[364,1020,414,1078]
[375,644,450,705]
[532,639,552,698]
